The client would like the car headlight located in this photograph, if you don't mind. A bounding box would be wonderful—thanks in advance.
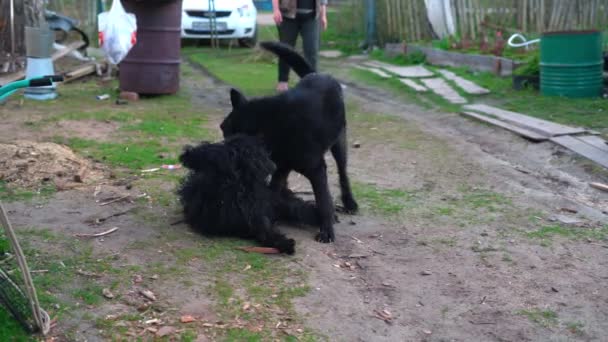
[237,4,252,17]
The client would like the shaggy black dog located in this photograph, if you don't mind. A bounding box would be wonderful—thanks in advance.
[220,41,358,244]
[177,134,320,254]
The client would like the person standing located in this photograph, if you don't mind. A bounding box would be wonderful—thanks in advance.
[272,0,328,92]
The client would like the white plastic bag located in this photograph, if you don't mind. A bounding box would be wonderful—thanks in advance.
[98,0,137,65]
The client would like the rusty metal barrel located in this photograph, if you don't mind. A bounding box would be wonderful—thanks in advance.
[119,0,182,95]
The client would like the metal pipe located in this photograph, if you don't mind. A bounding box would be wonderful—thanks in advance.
[10,0,15,59]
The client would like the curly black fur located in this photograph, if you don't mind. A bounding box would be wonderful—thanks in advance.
[177,134,319,254]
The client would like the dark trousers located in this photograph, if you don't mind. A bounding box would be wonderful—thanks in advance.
[276,14,319,82]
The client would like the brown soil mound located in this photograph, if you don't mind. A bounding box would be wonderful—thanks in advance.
[0,140,105,190]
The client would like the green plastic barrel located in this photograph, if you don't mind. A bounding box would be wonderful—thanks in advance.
[540,30,603,98]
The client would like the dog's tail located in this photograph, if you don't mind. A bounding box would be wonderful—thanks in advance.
[260,41,315,78]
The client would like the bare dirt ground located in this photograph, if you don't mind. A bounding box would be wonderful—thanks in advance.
[1,54,608,342]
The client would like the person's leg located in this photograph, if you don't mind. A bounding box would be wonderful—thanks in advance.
[300,16,320,72]
[277,18,299,92]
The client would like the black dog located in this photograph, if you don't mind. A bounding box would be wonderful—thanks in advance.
[177,134,319,254]
[220,41,358,244]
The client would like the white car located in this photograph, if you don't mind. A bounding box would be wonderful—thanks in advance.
[181,0,258,47]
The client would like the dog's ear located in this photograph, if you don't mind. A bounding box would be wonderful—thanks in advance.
[230,88,247,108]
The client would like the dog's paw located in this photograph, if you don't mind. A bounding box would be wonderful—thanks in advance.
[315,230,335,243]
[342,196,359,215]
[277,238,296,255]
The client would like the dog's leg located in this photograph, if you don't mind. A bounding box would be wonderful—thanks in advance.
[331,129,359,214]
[253,216,296,254]
[275,191,320,226]
[304,162,336,243]
[269,166,291,194]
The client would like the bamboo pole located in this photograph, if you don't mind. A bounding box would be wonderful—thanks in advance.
[469,0,476,39]
[458,0,465,39]
[396,0,403,42]
[539,0,545,32]
[414,0,421,41]
[406,0,414,42]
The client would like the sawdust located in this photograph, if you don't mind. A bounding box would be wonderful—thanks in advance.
[0,140,105,190]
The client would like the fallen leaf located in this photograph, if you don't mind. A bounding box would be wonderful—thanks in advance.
[155,326,176,337]
[181,315,196,323]
[150,274,159,280]
[243,264,252,271]
[146,327,158,333]
[242,302,251,311]
[373,309,393,324]
[202,323,214,328]
[145,318,161,325]
[140,289,157,301]
[102,288,114,299]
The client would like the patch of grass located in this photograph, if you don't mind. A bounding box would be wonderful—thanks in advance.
[517,308,558,327]
[187,49,286,97]
[73,284,104,306]
[321,10,365,55]
[10,66,213,179]
[224,328,265,341]
[57,137,174,170]
[566,321,585,335]
[369,48,426,66]
[460,187,511,211]
[525,225,608,245]
[0,306,31,342]
[435,207,455,216]
[352,182,416,215]
[0,180,56,202]
[121,117,207,139]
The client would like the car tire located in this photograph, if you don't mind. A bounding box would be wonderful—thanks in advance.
[238,25,258,48]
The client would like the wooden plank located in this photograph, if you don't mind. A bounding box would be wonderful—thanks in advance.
[437,69,490,94]
[460,111,548,141]
[353,65,392,78]
[51,41,86,61]
[63,63,97,83]
[421,78,468,104]
[463,103,587,137]
[550,135,608,169]
[577,135,608,153]
[364,61,434,77]
[399,79,428,92]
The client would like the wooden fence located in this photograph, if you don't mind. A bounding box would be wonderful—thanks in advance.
[336,0,608,45]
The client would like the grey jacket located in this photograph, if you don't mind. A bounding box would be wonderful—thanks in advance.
[279,0,328,19]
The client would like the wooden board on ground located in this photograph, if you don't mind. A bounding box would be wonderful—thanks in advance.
[364,60,434,78]
[464,103,587,137]
[550,135,608,169]
[399,79,428,92]
[577,135,608,153]
[354,65,391,78]
[460,111,548,142]
[437,69,490,95]
[421,77,468,104]
[0,41,86,86]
